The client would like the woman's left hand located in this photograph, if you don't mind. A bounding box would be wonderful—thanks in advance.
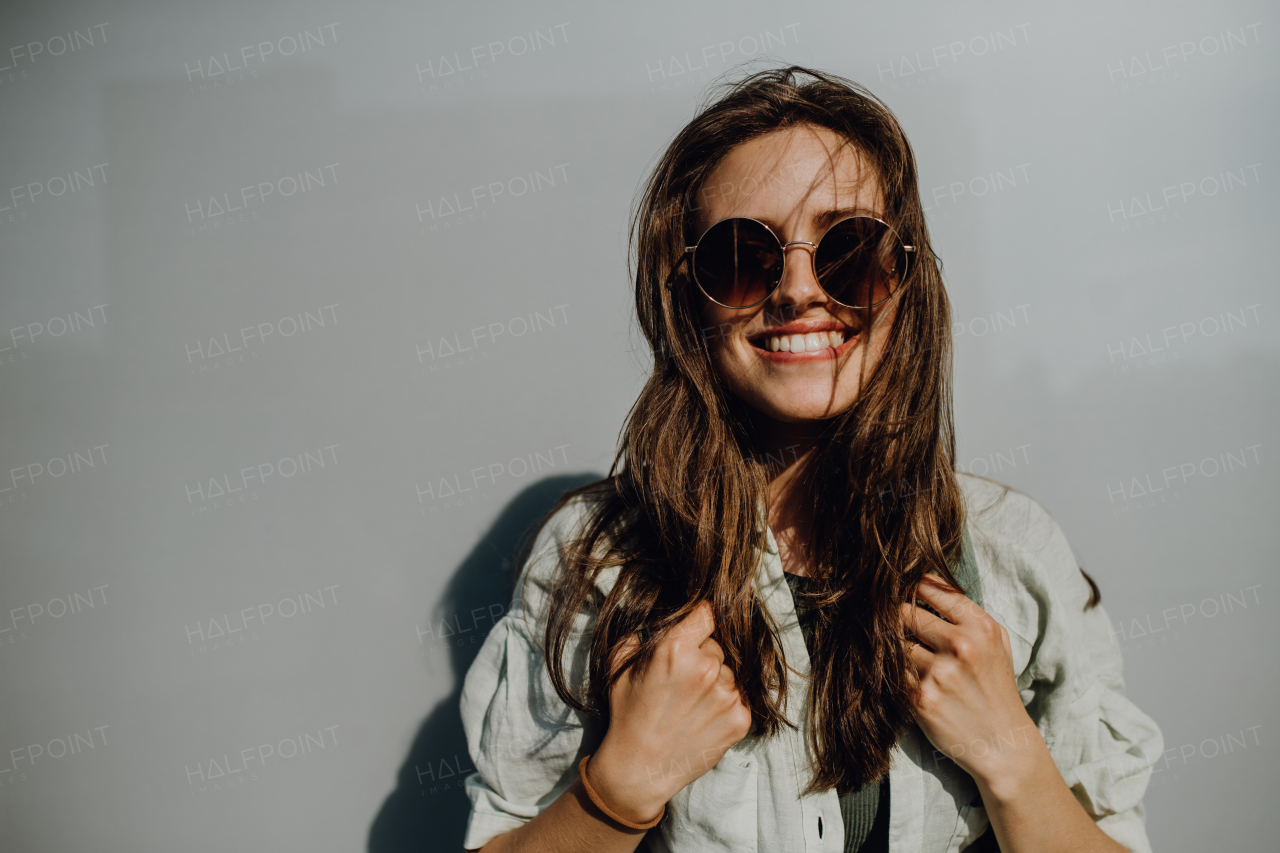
[901,574,1039,785]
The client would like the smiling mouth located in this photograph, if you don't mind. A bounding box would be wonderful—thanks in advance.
[749,330,849,353]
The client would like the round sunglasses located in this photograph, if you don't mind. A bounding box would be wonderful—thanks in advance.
[683,215,915,310]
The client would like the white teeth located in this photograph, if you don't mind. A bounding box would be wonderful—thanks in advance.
[763,331,846,353]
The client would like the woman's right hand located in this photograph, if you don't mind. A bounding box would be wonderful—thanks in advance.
[583,600,753,824]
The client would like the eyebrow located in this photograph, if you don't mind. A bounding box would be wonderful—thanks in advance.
[748,206,883,235]
[814,206,881,228]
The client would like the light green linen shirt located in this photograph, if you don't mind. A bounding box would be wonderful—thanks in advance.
[460,473,1163,852]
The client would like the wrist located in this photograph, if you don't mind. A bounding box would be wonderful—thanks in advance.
[967,723,1056,805]
[585,739,669,825]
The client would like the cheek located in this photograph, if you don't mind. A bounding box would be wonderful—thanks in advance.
[698,314,749,363]
[707,342,764,402]
[699,306,739,345]
[708,339,747,386]
[836,371,867,404]
[848,310,897,374]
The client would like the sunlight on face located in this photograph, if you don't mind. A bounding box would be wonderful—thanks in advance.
[694,124,900,424]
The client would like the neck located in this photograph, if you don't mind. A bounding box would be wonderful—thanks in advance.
[750,414,825,577]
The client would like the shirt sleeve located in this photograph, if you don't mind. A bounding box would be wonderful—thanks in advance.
[1044,593,1163,853]
[459,498,607,851]
[971,485,1164,853]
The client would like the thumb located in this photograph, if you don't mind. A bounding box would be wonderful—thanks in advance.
[998,623,1012,661]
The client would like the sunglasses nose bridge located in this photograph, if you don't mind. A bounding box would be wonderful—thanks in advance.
[771,240,827,306]
[780,240,817,250]
[781,240,823,279]
[778,241,817,282]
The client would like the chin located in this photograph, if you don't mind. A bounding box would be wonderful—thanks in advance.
[750,392,858,423]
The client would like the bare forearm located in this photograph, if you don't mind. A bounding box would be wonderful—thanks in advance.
[974,738,1128,853]
[474,777,650,853]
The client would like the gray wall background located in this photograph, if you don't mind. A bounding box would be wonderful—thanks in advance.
[0,0,1275,850]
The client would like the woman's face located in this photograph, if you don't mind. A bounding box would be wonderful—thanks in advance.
[693,124,900,424]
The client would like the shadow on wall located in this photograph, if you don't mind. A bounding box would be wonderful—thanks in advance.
[368,472,603,853]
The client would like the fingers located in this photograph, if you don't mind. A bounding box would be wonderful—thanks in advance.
[614,601,721,678]
[912,574,981,624]
[901,600,956,654]
[904,635,934,675]
[700,634,726,666]
[715,660,738,692]
[669,599,717,647]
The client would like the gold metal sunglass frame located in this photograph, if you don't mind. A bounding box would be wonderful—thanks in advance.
[683,215,916,310]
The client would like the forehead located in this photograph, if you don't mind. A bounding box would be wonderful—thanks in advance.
[693,124,882,232]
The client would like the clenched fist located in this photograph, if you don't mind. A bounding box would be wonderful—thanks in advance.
[584,600,753,824]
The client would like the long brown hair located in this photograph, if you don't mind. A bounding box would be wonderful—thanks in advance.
[536,65,966,795]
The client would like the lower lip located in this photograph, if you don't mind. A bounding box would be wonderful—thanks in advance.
[752,334,859,363]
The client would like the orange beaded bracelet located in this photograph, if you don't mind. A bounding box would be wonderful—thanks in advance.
[577,754,666,830]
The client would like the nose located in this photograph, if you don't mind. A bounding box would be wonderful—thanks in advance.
[769,241,827,313]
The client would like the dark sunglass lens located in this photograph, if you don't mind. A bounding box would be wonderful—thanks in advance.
[813,218,907,307]
[693,218,780,307]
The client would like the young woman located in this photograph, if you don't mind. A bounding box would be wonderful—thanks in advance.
[459,66,1163,853]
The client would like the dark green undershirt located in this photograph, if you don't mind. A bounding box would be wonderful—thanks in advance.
[782,528,986,851]
[783,570,890,853]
